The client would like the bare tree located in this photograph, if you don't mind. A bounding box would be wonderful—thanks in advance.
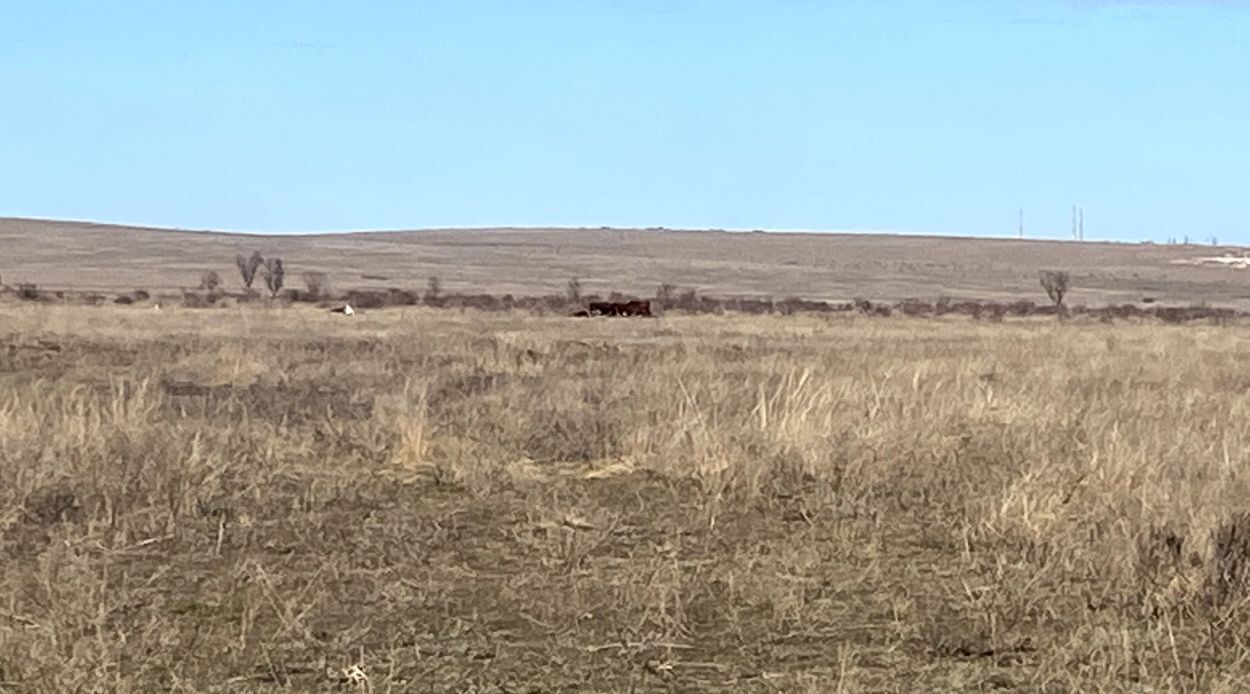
[302,271,328,298]
[425,276,442,302]
[199,270,222,292]
[1039,270,1070,308]
[263,258,285,298]
[656,283,677,304]
[236,252,264,289]
[566,278,582,304]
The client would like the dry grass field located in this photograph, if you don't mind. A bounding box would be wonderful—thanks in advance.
[5,302,1250,692]
[5,217,1250,308]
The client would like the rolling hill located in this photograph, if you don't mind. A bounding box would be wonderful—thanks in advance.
[2,217,1247,308]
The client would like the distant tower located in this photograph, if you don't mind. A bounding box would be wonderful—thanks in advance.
[1072,205,1078,240]
[1078,208,1084,241]
[1018,208,1024,238]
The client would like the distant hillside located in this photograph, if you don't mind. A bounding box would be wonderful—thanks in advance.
[1,217,1246,307]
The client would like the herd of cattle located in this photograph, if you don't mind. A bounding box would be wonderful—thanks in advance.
[571,300,654,318]
[331,299,653,318]
[317,294,1249,324]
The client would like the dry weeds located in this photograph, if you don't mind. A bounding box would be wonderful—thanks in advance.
[3,304,1250,692]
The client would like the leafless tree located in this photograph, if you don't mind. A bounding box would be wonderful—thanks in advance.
[566,278,582,304]
[199,270,222,292]
[302,271,328,297]
[263,258,285,298]
[1039,270,1070,308]
[236,252,264,289]
[425,276,442,302]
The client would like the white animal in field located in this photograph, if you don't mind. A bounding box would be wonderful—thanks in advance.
[330,304,355,316]
[152,303,161,312]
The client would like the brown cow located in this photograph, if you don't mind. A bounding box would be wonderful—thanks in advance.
[580,300,653,317]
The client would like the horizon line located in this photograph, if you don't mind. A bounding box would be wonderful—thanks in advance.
[0,215,1169,245]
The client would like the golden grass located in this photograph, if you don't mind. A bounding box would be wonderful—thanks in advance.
[3,304,1250,691]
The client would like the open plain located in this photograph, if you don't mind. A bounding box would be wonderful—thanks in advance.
[5,217,1250,309]
[4,299,1250,691]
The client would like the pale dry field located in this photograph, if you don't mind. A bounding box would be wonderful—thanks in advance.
[4,303,1250,691]
[4,217,1250,308]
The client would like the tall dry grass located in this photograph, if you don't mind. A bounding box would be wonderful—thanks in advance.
[3,303,1250,690]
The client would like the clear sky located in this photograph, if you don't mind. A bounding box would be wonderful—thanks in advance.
[2,1,1247,241]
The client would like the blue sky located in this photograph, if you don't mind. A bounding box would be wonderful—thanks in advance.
[2,1,1247,241]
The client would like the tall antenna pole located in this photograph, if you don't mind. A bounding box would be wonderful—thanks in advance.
[1072,205,1078,240]
[1018,208,1024,238]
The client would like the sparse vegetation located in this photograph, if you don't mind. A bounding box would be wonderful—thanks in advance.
[179,290,221,308]
[262,258,285,298]
[656,282,676,305]
[15,283,40,301]
[1039,269,1070,308]
[235,251,264,290]
[302,271,328,298]
[4,304,1250,690]
[199,270,221,292]
[566,277,582,304]
[426,276,442,303]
